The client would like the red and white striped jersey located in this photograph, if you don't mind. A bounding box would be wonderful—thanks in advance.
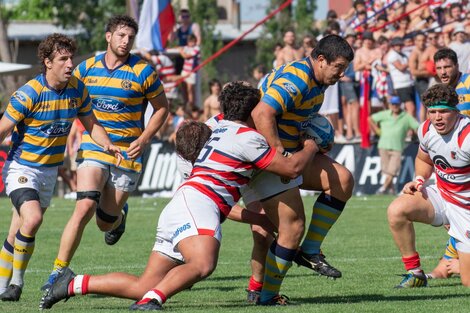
[180,119,276,217]
[182,45,200,72]
[418,115,470,209]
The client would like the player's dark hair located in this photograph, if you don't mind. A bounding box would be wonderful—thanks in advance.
[433,48,458,65]
[105,15,138,34]
[422,84,459,109]
[38,33,76,74]
[175,121,212,164]
[219,81,260,122]
[311,34,354,63]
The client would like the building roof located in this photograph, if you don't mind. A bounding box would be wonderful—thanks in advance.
[7,21,84,41]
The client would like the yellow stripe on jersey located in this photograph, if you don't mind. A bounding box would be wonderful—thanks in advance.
[74,53,164,173]
[260,58,327,152]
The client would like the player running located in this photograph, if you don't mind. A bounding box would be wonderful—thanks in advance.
[387,83,470,288]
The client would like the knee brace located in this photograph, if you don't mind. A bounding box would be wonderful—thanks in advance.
[76,191,101,204]
[96,207,119,223]
[10,188,40,212]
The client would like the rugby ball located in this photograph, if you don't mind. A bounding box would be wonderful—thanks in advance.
[302,114,335,149]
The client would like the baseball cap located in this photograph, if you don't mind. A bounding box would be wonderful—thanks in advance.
[453,24,466,35]
[362,31,374,41]
[390,96,401,105]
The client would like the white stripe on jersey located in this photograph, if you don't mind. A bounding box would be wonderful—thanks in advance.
[180,119,276,217]
[418,115,470,209]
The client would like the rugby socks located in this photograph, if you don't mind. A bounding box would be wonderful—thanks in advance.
[137,289,167,305]
[53,258,70,271]
[0,239,14,293]
[247,275,263,292]
[402,252,421,273]
[259,241,296,302]
[10,231,35,288]
[68,275,90,296]
[301,192,345,254]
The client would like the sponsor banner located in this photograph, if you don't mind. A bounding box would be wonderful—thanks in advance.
[135,140,420,196]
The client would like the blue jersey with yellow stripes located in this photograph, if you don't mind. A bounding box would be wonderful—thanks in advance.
[4,74,91,167]
[259,58,327,152]
[74,53,164,173]
[443,236,458,260]
[456,72,470,117]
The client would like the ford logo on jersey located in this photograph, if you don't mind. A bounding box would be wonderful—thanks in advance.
[92,98,125,112]
[40,121,72,137]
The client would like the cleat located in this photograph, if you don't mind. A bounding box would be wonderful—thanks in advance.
[246,289,260,304]
[0,284,22,301]
[257,294,289,306]
[39,267,76,309]
[41,268,62,291]
[395,270,428,288]
[294,251,342,278]
[105,203,128,245]
[129,298,163,311]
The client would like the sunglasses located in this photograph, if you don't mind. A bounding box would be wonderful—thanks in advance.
[181,15,190,19]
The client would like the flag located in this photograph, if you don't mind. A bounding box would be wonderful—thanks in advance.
[359,70,371,149]
[136,0,175,52]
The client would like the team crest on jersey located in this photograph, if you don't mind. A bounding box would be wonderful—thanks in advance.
[451,151,457,159]
[39,121,72,137]
[283,82,298,96]
[69,98,78,109]
[13,91,27,104]
[121,79,132,90]
[18,176,28,184]
[92,98,125,112]
[459,95,465,104]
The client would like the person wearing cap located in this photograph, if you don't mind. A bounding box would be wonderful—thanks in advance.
[449,24,470,74]
[387,83,470,288]
[387,36,416,117]
[434,48,470,117]
[368,96,419,195]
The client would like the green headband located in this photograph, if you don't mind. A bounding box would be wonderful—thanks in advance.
[427,100,459,111]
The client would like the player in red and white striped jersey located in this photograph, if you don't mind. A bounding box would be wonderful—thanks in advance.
[40,81,319,311]
[388,83,470,288]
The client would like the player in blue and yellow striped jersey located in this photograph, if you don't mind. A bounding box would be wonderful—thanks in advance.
[0,34,121,301]
[42,15,169,290]
[434,48,470,116]
[249,35,355,305]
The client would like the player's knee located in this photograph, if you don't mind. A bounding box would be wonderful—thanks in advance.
[22,211,44,234]
[461,276,470,287]
[338,167,354,197]
[387,200,407,225]
[251,228,273,248]
[195,261,217,279]
[10,188,40,212]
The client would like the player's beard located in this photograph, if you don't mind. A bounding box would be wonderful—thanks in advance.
[110,44,130,58]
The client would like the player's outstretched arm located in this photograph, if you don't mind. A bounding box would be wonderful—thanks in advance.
[227,204,276,234]
[0,114,16,145]
[127,92,169,160]
[265,139,318,179]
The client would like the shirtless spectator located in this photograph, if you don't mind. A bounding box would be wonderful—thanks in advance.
[354,31,381,73]
[302,35,316,57]
[406,0,431,30]
[275,30,304,66]
[203,79,222,121]
[373,15,389,41]
[408,32,431,121]
[442,3,465,45]
[390,16,410,39]
[421,30,442,84]
[272,43,283,68]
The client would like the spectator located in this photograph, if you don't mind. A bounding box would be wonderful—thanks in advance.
[275,30,304,66]
[302,35,316,57]
[179,34,200,110]
[408,32,431,122]
[387,37,416,117]
[368,96,419,195]
[202,79,222,121]
[448,25,470,73]
[252,64,267,88]
[169,9,202,47]
[406,0,431,30]
[272,42,283,68]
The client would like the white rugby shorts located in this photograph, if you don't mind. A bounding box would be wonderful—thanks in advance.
[152,186,222,262]
[2,160,58,208]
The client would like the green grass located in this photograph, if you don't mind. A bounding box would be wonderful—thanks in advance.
[1,195,469,313]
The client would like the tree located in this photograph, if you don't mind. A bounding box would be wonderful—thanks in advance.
[49,0,127,54]
[255,0,316,70]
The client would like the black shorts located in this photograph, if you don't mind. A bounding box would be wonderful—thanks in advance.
[395,86,416,103]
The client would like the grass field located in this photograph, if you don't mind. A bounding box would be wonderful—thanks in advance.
[1,195,469,313]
